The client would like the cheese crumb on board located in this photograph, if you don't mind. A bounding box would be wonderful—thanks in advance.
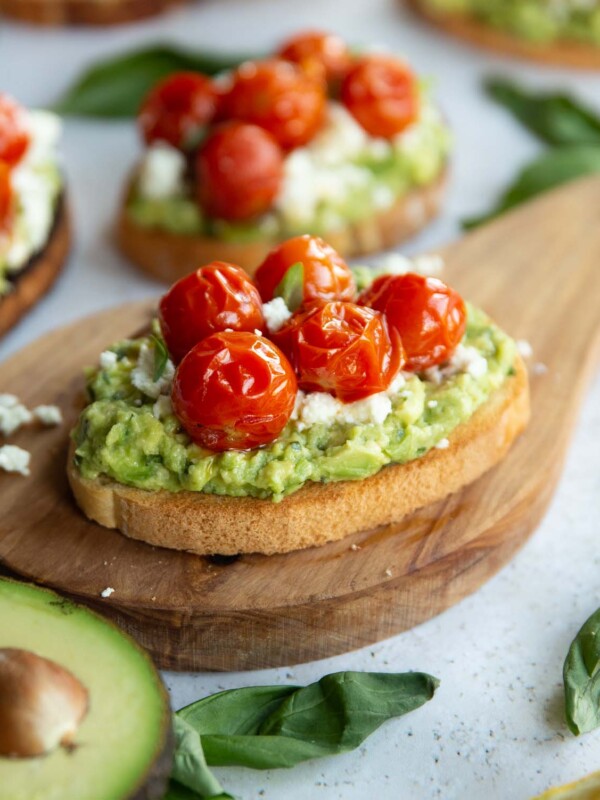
[33,405,63,426]
[100,587,115,598]
[0,394,32,436]
[0,444,31,476]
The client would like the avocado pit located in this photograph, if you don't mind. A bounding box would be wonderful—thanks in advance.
[0,647,88,759]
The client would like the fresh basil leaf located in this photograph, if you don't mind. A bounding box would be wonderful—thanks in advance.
[463,145,600,229]
[179,671,438,770]
[151,335,169,382]
[52,45,258,119]
[170,716,233,799]
[564,607,600,735]
[486,78,600,147]
[273,262,304,312]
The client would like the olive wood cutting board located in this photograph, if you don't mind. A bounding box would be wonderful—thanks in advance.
[1,177,599,671]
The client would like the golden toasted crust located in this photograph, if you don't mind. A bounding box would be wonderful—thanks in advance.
[0,0,185,25]
[406,0,600,69]
[0,200,70,338]
[116,169,448,282]
[67,356,529,555]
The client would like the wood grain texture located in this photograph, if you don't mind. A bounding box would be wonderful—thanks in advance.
[1,177,599,671]
[0,199,71,338]
[116,170,448,282]
[0,0,186,25]
[405,0,600,69]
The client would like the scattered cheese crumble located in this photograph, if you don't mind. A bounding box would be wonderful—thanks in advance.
[0,394,32,436]
[0,444,31,476]
[263,297,293,334]
[99,350,118,369]
[153,395,173,420]
[138,142,186,200]
[100,587,115,598]
[131,342,175,399]
[435,438,450,450]
[424,344,488,385]
[376,252,444,278]
[33,405,63,426]
[516,339,533,359]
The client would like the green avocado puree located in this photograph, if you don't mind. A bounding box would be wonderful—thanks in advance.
[72,304,517,502]
[423,0,600,46]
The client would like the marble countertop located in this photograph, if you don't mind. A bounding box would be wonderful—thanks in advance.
[1,1,599,797]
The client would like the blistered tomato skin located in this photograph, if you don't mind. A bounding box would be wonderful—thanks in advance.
[278,30,353,86]
[341,55,419,139]
[273,301,403,403]
[254,235,356,305]
[0,162,12,232]
[359,273,467,371]
[138,72,219,150]
[222,59,326,150]
[172,331,298,452]
[159,262,265,364]
[0,94,29,167]
[197,122,284,221]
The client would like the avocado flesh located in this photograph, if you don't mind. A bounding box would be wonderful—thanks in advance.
[0,579,171,800]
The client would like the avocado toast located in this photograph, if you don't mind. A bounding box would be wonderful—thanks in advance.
[68,238,529,555]
[0,0,186,25]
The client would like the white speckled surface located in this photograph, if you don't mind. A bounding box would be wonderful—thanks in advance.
[1,2,599,797]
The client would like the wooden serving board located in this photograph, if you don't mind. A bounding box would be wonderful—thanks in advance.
[1,177,600,672]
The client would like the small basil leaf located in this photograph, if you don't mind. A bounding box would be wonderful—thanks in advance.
[170,717,232,799]
[52,45,258,119]
[273,262,304,312]
[486,78,600,147]
[463,145,600,229]
[564,607,600,735]
[151,335,169,382]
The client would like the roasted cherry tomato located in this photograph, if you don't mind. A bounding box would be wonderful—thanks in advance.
[0,162,12,232]
[254,235,355,306]
[273,301,403,402]
[0,94,29,167]
[196,122,284,221]
[358,273,466,371]
[159,262,265,364]
[222,59,326,150]
[278,30,353,86]
[341,55,419,139]
[138,72,219,150]
[172,331,297,451]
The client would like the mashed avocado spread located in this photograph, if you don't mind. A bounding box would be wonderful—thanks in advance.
[423,0,600,46]
[72,303,517,502]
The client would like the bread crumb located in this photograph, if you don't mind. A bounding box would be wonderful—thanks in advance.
[100,587,115,598]
[516,340,533,359]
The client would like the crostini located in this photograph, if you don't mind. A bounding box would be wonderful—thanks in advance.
[0,94,70,337]
[406,0,600,69]
[0,0,186,26]
[69,235,529,555]
[116,31,451,282]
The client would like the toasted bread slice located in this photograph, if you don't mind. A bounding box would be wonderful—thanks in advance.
[68,354,529,556]
[116,169,448,282]
[406,0,600,69]
[0,0,185,25]
[0,198,70,337]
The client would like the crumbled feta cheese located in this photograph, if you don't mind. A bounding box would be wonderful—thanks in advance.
[435,438,450,450]
[262,297,293,334]
[375,252,444,278]
[100,587,115,598]
[0,395,32,436]
[294,389,393,430]
[138,142,186,200]
[386,371,407,395]
[0,444,30,476]
[516,339,533,359]
[423,345,488,385]
[350,543,361,551]
[33,405,62,426]
[413,253,444,277]
[153,395,173,420]
[99,350,118,369]
[427,400,438,409]
[385,568,393,577]
[131,342,175,399]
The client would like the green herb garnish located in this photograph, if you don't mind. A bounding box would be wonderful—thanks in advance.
[564,607,600,736]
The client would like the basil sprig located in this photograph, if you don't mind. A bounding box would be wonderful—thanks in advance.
[52,45,259,119]
[273,262,304,313]
[167,671,439,799]
[150,335,169,382]
[465,79,600,228]
[564,607,600,736]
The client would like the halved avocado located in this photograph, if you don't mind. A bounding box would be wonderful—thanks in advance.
[0,578,172,800]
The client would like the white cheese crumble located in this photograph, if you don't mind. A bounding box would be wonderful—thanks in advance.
[100,587,115,598]
[435,438,450,450]
[153,395,173,420]
[532,362,548,376]
[0,444,30,476]
[131,342,175,400]
[516,339,533,359]
[33,405,62,426]
[375,252,444,278]
[424,344,488,385]
[0,394,32,436]
[427,400,438,408]
[292,389,393,430]
[99,350,118,369]
[262,297,293,334]
[138,142,186,200]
